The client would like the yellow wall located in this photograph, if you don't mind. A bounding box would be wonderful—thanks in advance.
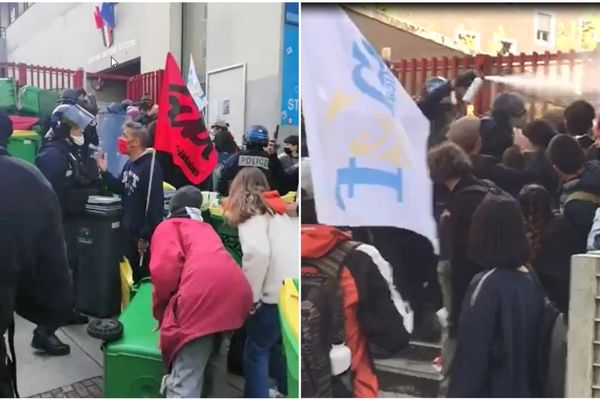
[370,5,600,54]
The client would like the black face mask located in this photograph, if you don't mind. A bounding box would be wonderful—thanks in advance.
[284,147,293,156]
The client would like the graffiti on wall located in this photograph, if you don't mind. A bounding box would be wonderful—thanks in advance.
[455,25,481,52]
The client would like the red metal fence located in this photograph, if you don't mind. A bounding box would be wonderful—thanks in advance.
[126,70,163,103]
[0,62,84,91]
[391,50,596,117]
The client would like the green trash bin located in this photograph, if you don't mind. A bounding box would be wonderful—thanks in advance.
[19,86,60,119]
[0,78,17,111]
[7,132,41,164]
[104,280,165,398]
[203,210,243,265]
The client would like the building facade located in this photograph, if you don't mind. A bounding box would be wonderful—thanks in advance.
[350,4,600,59]
[0,2,298,141]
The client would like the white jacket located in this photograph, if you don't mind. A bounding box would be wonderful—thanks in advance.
[238,212,299,304]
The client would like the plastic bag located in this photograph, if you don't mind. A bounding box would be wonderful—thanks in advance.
[120,256,134,310]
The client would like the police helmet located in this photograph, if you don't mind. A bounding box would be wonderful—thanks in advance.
[425,76,451,105]
[244,125,269,146]
[60,89,79,105]
[51,104,94,134]
[492,92,526,118]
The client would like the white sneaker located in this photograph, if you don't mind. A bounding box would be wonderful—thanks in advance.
[269,388,285,398]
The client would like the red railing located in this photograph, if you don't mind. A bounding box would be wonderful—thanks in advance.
[0,62,84,91]
[391,50,595,116]
[126,70,163,103]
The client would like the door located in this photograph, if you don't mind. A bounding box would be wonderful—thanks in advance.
[206,63,246,145]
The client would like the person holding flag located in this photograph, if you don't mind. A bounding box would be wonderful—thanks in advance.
[95,121,164,283]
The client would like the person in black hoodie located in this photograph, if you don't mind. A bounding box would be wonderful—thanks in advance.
[35,104,99,356]
[479,92,527,160]
[520,184,580,318]
[522,119,559,203]
[96,121,164,283]
[547,134,600,243]
[445,116,536,198]
[0,140,73,396]
[427,142,489,387]
[564,100,595,150]
[448,194,545,397]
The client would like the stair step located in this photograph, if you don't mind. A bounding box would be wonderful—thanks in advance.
[404,339,441,362]
[374,342,442,397]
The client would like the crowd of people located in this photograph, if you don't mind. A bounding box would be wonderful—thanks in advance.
[301,66,600,397]
[0,86,300,398]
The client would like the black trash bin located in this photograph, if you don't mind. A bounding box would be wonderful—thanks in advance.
[76,197,124,318]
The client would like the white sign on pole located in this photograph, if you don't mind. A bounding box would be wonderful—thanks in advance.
[187,55,208,111]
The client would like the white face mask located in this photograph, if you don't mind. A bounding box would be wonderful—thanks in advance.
[70,135,85,146]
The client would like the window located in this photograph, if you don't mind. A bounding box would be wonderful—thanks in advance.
[498,38,517,56]
[534,11,556,47]
[8,3,17,24]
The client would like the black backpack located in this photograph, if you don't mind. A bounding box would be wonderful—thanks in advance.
[300,240,360,398]
[455,178,506,200]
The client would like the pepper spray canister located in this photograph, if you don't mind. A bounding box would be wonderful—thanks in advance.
[462,77,485,104]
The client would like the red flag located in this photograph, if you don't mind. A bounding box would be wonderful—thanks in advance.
[93,6,103,29]
[155,53,217,185]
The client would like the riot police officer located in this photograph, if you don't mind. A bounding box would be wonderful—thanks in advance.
[33,104,100,356]
[56,89,99,146]
[217,125,285,196]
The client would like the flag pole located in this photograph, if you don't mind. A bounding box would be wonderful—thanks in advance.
[140,148,157,268]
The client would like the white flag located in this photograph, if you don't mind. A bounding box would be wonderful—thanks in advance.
[187,55,208,111]
[302,5,436,245]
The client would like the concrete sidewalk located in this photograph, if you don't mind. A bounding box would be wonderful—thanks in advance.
[13,315,244,398]
[13,315,103,397]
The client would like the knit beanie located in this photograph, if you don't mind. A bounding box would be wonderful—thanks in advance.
[169,186,203,219]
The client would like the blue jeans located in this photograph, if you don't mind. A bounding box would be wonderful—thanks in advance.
[243,304,287,397]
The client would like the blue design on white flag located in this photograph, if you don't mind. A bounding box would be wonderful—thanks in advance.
[351,38,397,115]
[301,5,437,248]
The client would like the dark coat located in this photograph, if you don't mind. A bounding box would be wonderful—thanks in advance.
[0,149,73,334]
[417,82,464,149]
[586,145,600,162]
[35,139,101,217]
[213,130,239,155]
[470,153,536,198]
[217,149,286,196]
[479,116,514,160]
[525,150,560,202]
[561,160,600,242]
[536,215,584,319]
[447,174,488,336]
[350,227,442,328]
[448,268,545,397]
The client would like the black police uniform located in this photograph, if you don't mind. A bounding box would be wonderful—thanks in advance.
[217,147,281,196]
[36,138,101,273]
[0,148,73,396]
